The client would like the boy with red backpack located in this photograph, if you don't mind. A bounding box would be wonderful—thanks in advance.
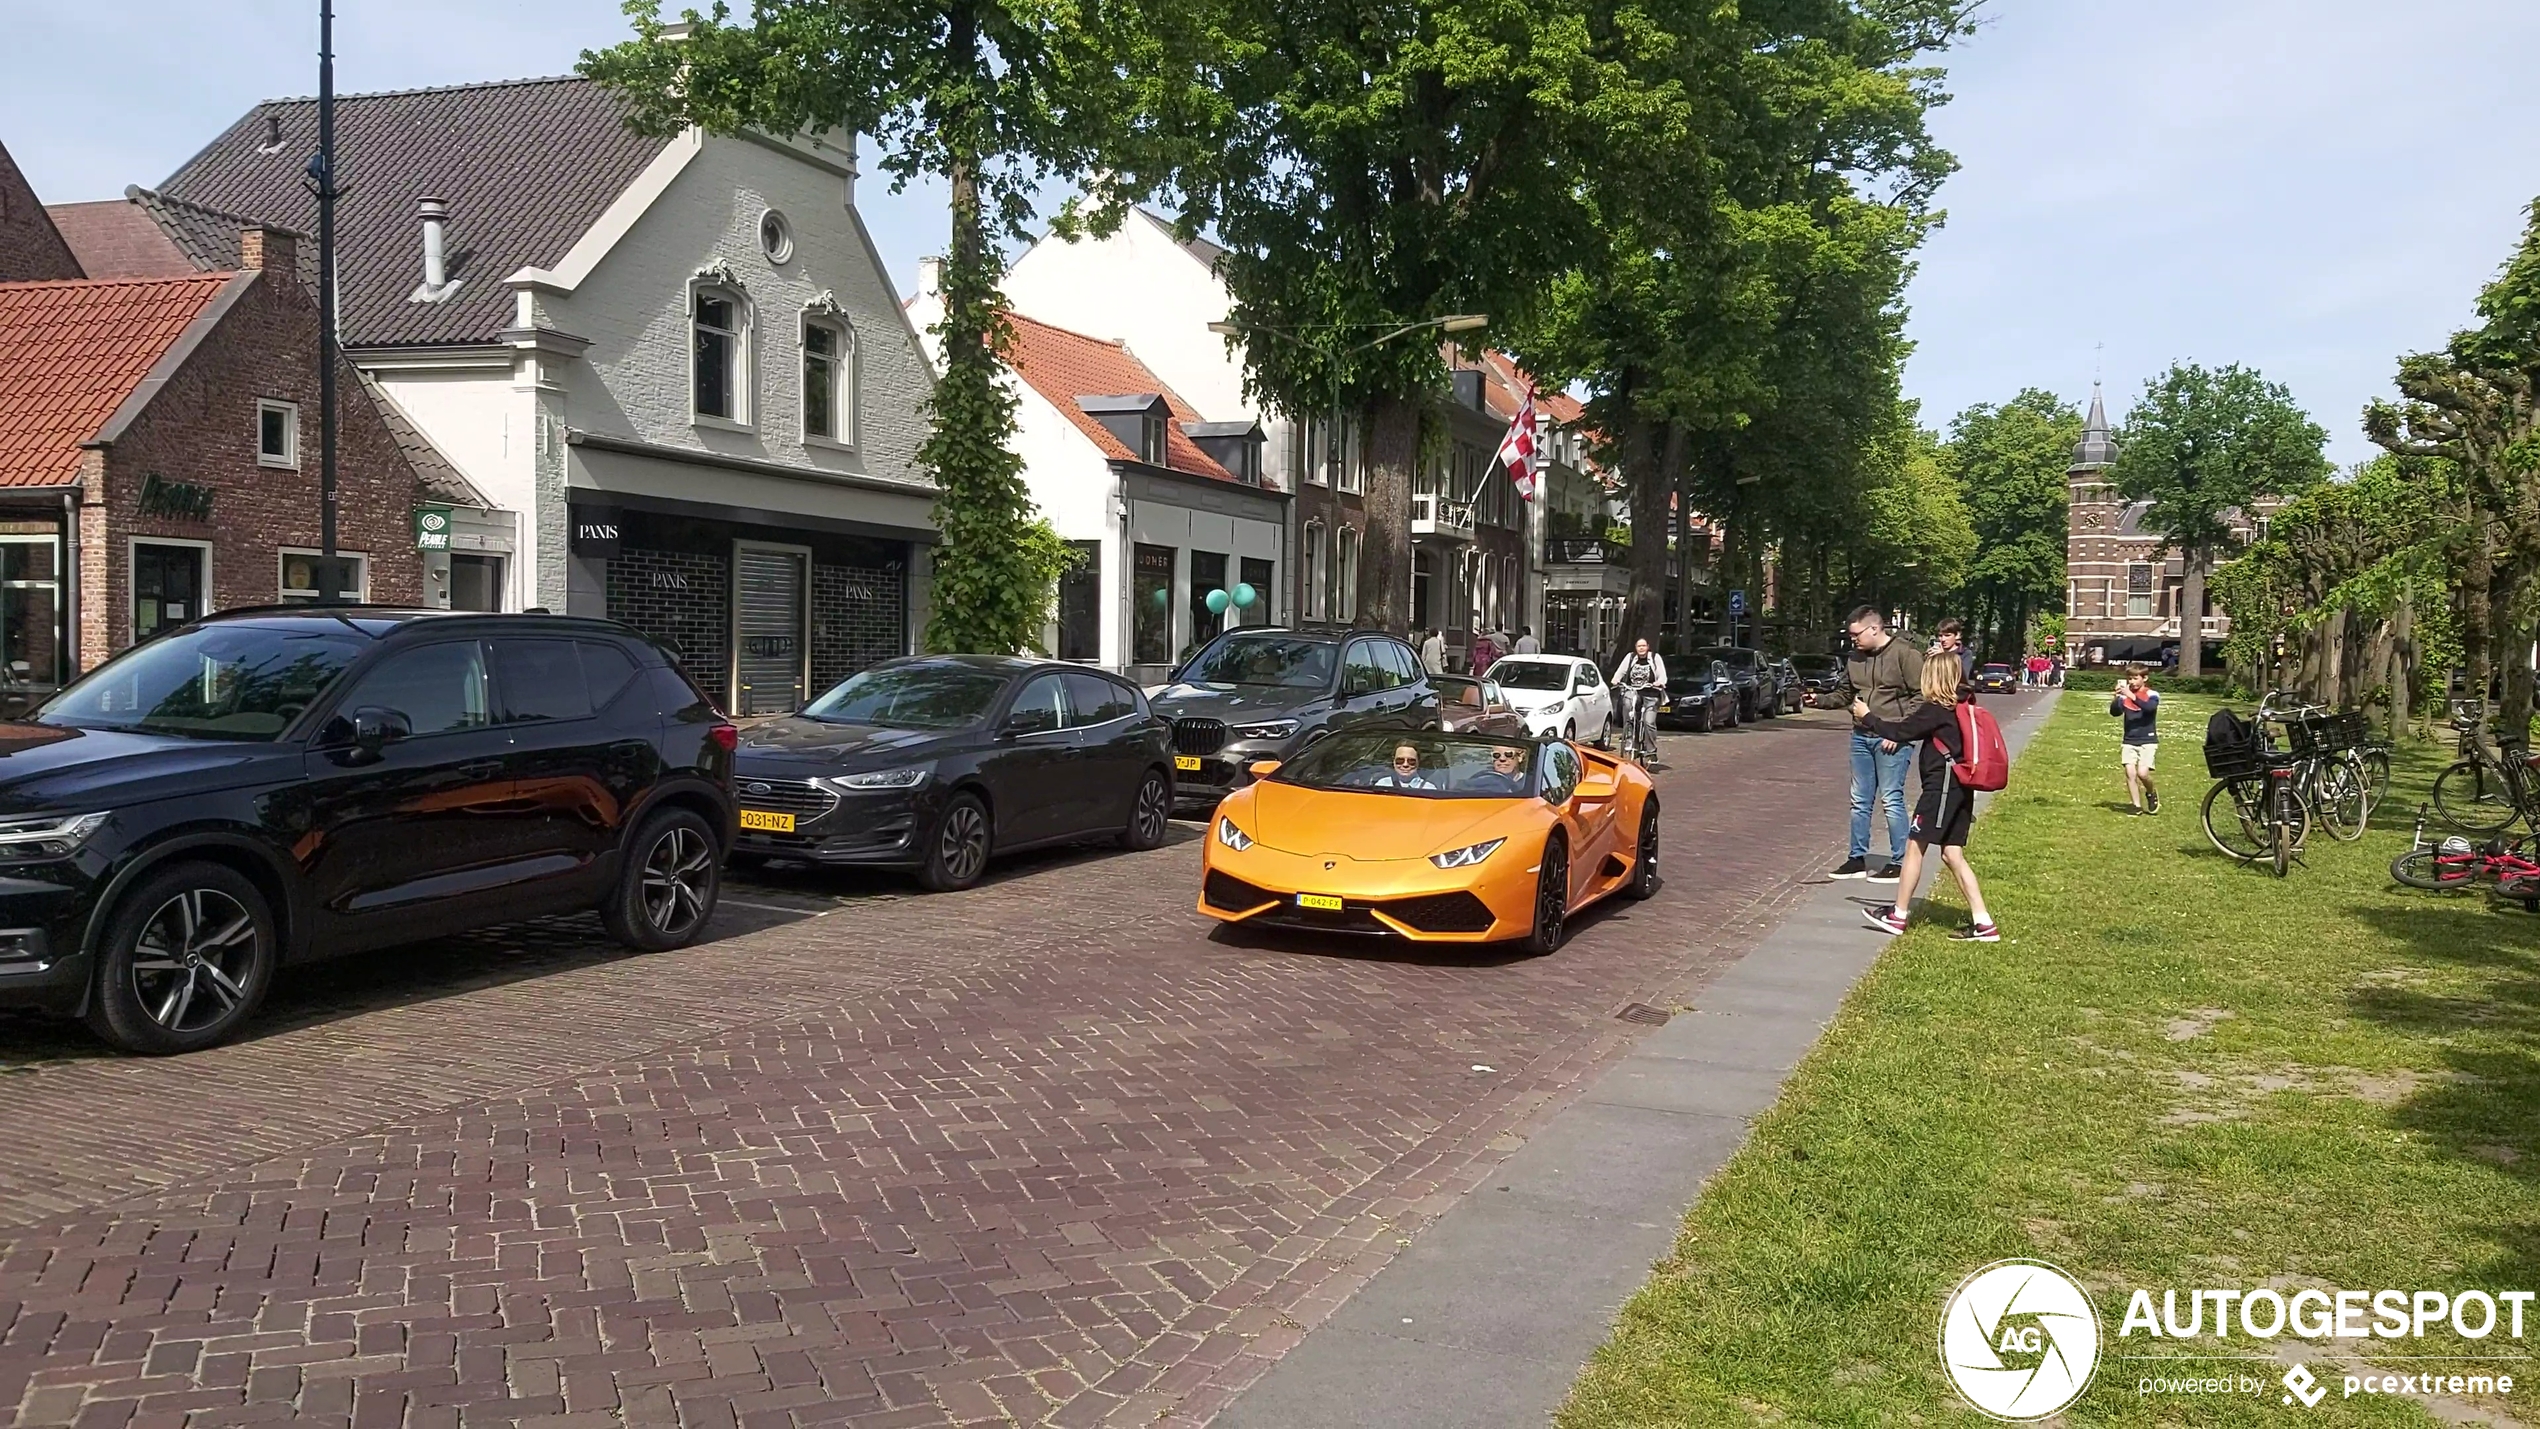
[1851,656,2007,942]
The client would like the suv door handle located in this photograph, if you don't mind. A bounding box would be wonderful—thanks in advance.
[457,760,504,780]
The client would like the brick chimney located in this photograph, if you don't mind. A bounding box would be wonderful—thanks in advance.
[239,225,297,287]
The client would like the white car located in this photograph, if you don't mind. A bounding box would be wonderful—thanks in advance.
[1484,655,1615,743]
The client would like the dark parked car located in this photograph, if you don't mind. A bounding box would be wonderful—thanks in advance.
[1758,657,1804,715]
[1431,674,1527,737]
[1148,627,1439,813]
[1975,663,2018,694]
[1685,647,1770,721]
[1789,653,1845,706]
[728,656,1174,891]
[0,608,736,1054]
[1656,659,1742,732]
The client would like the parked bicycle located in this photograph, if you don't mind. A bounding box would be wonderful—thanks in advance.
[2260,693,2375,842]
[2202,722,2306,878]
[2430,698,2539,836]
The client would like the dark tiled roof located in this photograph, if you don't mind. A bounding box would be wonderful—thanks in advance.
[127,186,322,292]
[159,76,667,348]
[45,200,191,278]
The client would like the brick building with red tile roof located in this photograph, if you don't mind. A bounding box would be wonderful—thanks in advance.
[0,224,425,692]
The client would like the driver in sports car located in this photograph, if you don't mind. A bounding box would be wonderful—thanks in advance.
[1466,744,1532,795]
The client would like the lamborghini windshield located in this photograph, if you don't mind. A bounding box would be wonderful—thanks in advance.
[1268,731,1538,799]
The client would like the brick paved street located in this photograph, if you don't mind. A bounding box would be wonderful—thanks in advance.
[1,712,1860,1429]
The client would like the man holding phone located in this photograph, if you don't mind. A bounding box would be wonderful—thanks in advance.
[1835,606,1923,882]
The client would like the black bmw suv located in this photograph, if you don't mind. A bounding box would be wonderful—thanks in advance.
[0,608,736,1054]
[1147,626,1438,814]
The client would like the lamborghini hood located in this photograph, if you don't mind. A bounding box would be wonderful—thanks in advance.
[1237,780,1533,859]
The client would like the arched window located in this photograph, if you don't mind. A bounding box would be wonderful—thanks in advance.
[801,308,856,445]
[692,279,749,424]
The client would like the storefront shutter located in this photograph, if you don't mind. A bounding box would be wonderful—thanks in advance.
[735,547,808,715]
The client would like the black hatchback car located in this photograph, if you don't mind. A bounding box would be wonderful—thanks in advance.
[0,607,736,1054]
[1147,626,1439,814]
[727,656,1175,891]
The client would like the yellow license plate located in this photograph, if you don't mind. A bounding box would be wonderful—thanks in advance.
[1174,754,1203,771]
[738,809,795,833]
[1297,893,1344,911]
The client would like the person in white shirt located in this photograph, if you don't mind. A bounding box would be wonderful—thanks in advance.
[1419,629,1446,674]
[1610,638,1668,752]
[1372,744,1438,790]
[1514,626,1540,656]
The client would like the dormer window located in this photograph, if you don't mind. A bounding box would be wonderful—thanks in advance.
[1077,394,1171,466]
[693,286,747,423]
[1139,412,1166,465]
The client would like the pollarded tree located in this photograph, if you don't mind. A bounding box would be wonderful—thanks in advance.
[2111,363,2331,679]
[1943,390,2079,663]
[583,0,1205,653]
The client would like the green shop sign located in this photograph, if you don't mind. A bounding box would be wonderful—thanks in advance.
[137,473,214,521]
[414,504,452,551]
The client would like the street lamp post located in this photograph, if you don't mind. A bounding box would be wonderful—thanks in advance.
[308,0,344,603]
[1207,314,1486,630]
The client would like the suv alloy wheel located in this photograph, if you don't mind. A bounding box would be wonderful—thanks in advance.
[86,862,277,1055]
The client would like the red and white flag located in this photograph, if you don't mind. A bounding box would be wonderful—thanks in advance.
[1496,384,1539,501]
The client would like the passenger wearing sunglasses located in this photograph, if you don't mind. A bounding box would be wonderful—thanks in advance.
[1467,745,1531,794]
[1370,744,1439,790]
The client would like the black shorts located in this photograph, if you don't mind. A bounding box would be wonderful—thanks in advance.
[1910,778,1975,848]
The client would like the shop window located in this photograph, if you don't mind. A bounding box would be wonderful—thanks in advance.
[1240,556,1274,627]
[257,399,298,468]
[1058,540,1101,661]
[280,548,369,603]
[0,526,64,691]
[1132,543,1175,666]
[1188,550,1228,657]
[803,316,853,443]
[693,287,746,423]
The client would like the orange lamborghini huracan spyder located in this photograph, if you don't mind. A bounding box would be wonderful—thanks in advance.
[1196,729,1659,953]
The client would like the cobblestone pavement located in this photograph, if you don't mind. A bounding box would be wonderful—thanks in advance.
[0,712,1860,1429]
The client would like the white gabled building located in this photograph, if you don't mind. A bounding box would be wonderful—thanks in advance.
[159,77,940,714]
[907,270,1288,684]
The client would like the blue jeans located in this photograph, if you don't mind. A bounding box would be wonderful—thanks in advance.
[1850,729,1914,864]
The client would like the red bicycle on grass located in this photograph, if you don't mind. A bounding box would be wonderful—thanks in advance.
[2392,806,2540,911]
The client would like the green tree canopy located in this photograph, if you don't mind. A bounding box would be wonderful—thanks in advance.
[1943,388,2079,662]
[2112,362,2330,677]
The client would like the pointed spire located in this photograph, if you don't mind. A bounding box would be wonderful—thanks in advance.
[2072,381,2117,470]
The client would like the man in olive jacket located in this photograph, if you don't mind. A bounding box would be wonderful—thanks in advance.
[1836,605,1924,881]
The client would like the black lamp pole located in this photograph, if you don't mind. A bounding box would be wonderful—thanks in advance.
[312,0,342,602]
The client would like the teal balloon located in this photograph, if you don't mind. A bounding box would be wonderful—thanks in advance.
[1149,587,1169,608]
[1233,583,1258,609]
[1205,588,1231,615]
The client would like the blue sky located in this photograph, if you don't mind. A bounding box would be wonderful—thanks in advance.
[10,1,2537,467]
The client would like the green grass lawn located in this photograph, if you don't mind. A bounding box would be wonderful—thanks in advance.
[1559,693,2540,1427]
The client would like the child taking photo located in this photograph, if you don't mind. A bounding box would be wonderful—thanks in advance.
[1851,656,2000,942]
[2110,664,2159,814]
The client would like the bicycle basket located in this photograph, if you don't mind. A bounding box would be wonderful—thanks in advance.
[2326,711,2369,751]
[2203,709,2266,779]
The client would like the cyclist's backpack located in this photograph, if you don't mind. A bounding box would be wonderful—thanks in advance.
[1949,700,2011,791]
[2203,709,2263,778]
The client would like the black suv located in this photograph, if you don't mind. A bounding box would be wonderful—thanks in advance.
[0,608,736,1054]
[1148,626,1439,813]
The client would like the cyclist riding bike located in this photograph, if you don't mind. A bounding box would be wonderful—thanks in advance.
[1610,638,1668,764]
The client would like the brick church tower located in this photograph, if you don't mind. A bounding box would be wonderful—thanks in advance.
[2062,383,2167,664]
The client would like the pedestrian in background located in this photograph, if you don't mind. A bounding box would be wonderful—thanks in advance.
[1855,656,2001,942]
[1514,625,1540,656]
[1834,605,1922,883]
[1419,628,1446,675]
[2111,663,2160,814]
[1472,627,1501,677]
[1933,619,1974,692]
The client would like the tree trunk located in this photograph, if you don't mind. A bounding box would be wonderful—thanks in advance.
[2461,511,2494,703]
[2389,595,2416,742]
[1671,461,1695,654]
[2178,552,2207,680]
[2494,555,2535,733]
[1359,394,1421,635]
[1617,414,1668,669]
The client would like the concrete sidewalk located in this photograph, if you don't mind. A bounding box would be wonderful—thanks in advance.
[1216,692,2061,1429]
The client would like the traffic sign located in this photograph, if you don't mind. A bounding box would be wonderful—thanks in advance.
[1727,589,1746,617]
